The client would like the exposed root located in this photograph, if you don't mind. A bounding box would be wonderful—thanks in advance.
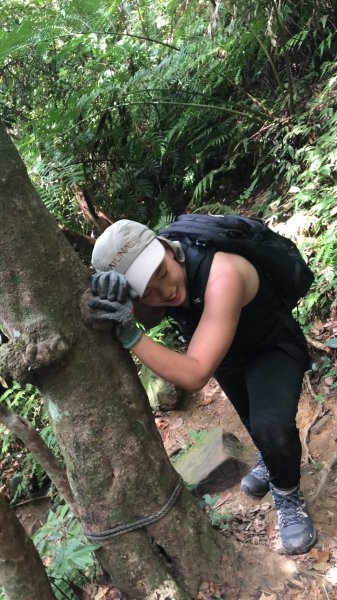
[304,372,316,400]
[312,453,337,503]
[301,406,324,464]
[305,335,333,354]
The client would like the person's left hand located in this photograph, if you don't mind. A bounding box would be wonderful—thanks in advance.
[88,295,142,349]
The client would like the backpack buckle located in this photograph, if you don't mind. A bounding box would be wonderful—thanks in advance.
[195,238,208,247]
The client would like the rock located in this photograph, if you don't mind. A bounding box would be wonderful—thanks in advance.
[141,366,189,411]
[173,428,249,495]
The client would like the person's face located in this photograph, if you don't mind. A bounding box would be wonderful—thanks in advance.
[140,248,187,307]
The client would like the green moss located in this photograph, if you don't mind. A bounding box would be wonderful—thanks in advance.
[109,505,133,526]
[130,420,146,438]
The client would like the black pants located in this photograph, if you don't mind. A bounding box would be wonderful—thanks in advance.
[215,344,310,489]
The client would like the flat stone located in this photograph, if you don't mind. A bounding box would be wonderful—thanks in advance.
[173,428,249,495]
[142,366,188,411]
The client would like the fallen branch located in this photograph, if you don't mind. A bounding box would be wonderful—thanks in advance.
[305,335,333,354]
[12,493,57,508]
[322,582,331,600]
[0,403,77,515]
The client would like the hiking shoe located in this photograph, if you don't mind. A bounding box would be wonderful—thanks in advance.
[240,454,270,497]
[271,485,317,555]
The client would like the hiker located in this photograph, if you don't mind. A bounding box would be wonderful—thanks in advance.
[88,216,317,555]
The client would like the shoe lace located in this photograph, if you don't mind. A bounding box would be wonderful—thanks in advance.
[251,456,269,480]
[274,490,309,527]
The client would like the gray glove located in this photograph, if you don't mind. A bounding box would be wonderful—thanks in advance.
[88,296,142,349]
[91,271,138,303]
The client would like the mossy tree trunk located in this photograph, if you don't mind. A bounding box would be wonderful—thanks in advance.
[0,125,240,599]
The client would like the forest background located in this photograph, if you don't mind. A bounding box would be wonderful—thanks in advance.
[0,0,337,598]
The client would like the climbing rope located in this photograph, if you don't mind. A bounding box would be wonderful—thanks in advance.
[83,476,184,542]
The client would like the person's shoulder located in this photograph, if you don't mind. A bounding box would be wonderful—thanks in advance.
[210,251,251,275]
[207,252,259,307]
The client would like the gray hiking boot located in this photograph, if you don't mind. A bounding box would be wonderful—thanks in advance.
[240,454,269,497]
[270,485,317,554]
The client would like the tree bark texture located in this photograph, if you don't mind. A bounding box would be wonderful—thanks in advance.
[0,494,56,600]
[0,402,76,513]
[0,126,239,599]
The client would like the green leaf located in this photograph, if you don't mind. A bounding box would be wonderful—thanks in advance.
[325,338,337,348]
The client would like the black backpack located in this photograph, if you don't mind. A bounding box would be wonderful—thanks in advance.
[160,214,314,308]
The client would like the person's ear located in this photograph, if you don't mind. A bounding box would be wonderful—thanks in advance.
[161,240,174,258]
[165,246,174,258]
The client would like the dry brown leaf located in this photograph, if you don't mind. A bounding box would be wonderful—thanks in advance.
[154,417,169,430]
[316,549,330,562]
[95,587,111,600]
[265,525,276,538]
[311,561,330,572]
[310,547,330,562]
[170,417,184,429]
[84,585,111,600]
[198,396,213,406]
[167,444,184,457]
[288,578,305,589]
[162,429,170,443]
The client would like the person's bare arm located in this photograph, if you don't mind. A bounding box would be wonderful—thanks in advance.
[132,253,254,391]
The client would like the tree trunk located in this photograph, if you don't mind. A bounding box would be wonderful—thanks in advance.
[0,125,239,599]
[0,494,57,600]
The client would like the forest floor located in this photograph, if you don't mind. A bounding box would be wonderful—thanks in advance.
[153,323,337,600]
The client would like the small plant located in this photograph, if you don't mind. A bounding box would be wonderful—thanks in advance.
[188,429,208,444]
[144,317,181,350]
[312,353,337,390]
[311,462,323,471]
[199,493,233,530]
[171,429,208,462]
[0,382,61,501]
[33,503,100,600]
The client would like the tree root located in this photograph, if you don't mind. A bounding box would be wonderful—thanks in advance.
[304,372,316,400]
[312,453,337,503]
[301,406,324,464]
[305,335,333,354]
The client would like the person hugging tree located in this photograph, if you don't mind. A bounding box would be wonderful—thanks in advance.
[88,217,316,556]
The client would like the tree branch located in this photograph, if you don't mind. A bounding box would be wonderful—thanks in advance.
[0,403,77,515]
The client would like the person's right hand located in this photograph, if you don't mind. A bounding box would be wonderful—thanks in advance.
[91,271,137,303]
[88,295,143,349]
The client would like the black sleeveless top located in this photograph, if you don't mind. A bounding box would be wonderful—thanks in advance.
[167,242,309,365]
